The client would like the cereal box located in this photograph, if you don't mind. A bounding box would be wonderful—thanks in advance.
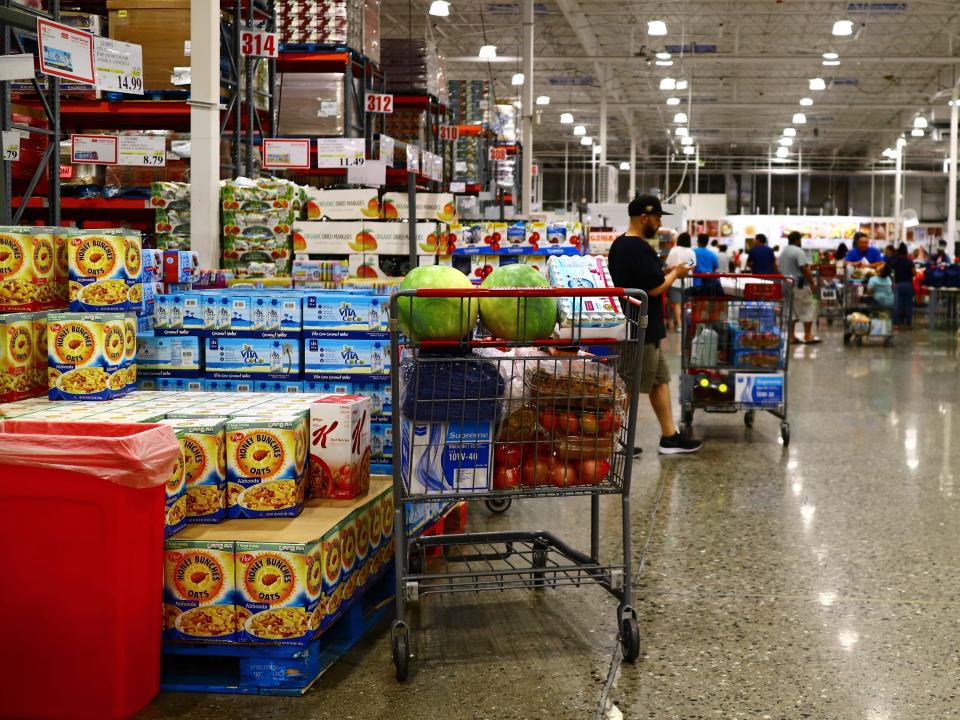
[46,312,127,401]
[164,424,188,538]
[205,337,301,377]
[0,227,50,313]
[0,313,39,402]
[162,417,228,523]
[235,541,322,645]
[163,540,238,642]
[309,395,371,499]
[226,414,307,518]
[66,231,130,312]
[123,314,137,394]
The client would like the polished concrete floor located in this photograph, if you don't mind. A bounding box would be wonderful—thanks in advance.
[140,325,960,720]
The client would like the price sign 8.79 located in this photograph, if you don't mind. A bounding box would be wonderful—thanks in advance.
[240,30,278,58]
[366,93,393,114]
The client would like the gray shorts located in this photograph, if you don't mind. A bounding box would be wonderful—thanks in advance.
[668,286,683,305]
[639,343,672,394]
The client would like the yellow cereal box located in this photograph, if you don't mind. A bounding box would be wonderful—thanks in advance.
[123,314,137,394]
[226,414,307,519]
[161,417,228,524]
[0,228,37,312]
[46,312,126,401]
[164,424,187,539]
[163,540,238,642]
[67,231,129,311]
[31,313,47,395]
[53,231,68,306]
[235,541,322,645]
[0,313,38,402]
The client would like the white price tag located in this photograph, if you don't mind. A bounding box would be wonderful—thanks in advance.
[2,131,20,162]
[0,54,35,82]
[262,138,311,169]
[240,30,278,58]
[380,134,395,167]
[316,137,365,168]
[432,154,443,182]
[72,134,118,165]
[37,19,95,85]
[406,145,420,173]
[93,37,143,95]
[366,93,393,114]
[347,159,386,187]
[118,135,166,166]
[450,182,466,193]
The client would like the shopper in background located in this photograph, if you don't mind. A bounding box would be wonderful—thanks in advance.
[931,239,951,264]
[747,233,778,274]
[884,245,896,262]
[695,234,719,274]
[889,242,916,329]
[779,231,820,344]
[665,232,696,333]
[866,264,895,309]
[716,244,732,273]
[845,232,885,269]
[608,195,702,455]
[835,242,849,264]
[709,239,720,256]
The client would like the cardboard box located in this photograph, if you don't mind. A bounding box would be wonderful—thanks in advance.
[163,540,238,642]
[308,394,371,499]
[400,418,493,495]
[161,417,229,523]
[46,312,128,401]
[163,423,188,538]
[107,0,191,91]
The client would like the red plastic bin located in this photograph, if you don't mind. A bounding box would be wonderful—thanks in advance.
[0,421,180,720]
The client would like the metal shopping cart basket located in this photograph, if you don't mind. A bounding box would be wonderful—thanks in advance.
[842,278,894,347]
[815,263,842,327]
[678,274,792,446]
[389,287,647,681]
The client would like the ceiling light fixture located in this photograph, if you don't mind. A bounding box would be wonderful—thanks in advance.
[655,60,673,66]
[823,52,839,60]
[779,137,794,146]
[536,95,550,105]
[647,20,667,36]
[776,146,790,158]
[682,146,695,155]
[573,125,586,136]
[809,78,826,91]
[656,52,671,60]
[478,44,497,59]
[914,116,928,129]
[673,112,688,124]
[680,135,694,146]
[783,127,797,137]
[560,112,573,124]
[666,97,681,106]
[659,77,676,90]
[619,161,630,170]
[911,128,924,137]
[882,147,896,159]
[581,135,592,145]
[593,144,602,154]
[823,60,841,66]
[793,112,807,124]
[832,19,854,36]
[800,97,814,106]
[511,72,524,86]
[428,0,450,16]
[675,127,689,137]
[676,80,688,90]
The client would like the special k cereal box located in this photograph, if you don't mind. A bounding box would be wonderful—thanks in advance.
[163,540,238,642]
[308,395,371,500]
[226,414,307,519]
[0,313,38,402]
[164,424,187,539]
[235,541,323,645]
[162,417,228,523]
[67,231,128,312]
[46,313,127,401]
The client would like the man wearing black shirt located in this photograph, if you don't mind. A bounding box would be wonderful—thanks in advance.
[609,195,703,455]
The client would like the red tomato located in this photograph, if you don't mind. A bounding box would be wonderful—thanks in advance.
[549,460,578,488]
[494,443,522,469]
[494,466,521,490]
[521,456,552,487]
[555,411,580,435]
[597,409,620,434]
[578,459,611,486]
[538,408,557,433]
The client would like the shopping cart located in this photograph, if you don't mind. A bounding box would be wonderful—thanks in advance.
[815,263,842,327]
[678,274,792,446]
[389,287,647,681]
[842,279,894,347]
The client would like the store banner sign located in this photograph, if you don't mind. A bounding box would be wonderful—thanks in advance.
[347,159,386,187]
[117,135,166,166]
[2,131,20,162]
[734,373,784,408]
[316,138,365,168]
[262,138,311,169]
[37,19,96,85]
[71,134,118,165]
[380,134,395,167]
[93,37,143,95]
[406,145,420,173]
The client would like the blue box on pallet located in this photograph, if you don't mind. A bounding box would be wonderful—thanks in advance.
[352,380,391,417]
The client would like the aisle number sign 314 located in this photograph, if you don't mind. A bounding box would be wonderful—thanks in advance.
[240,31,278,58]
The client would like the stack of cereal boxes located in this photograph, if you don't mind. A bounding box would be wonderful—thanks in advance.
[48,229,145,400]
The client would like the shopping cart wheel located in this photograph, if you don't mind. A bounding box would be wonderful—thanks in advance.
[485,497,512,514]
[393,626,411,682]
[744,410,755,428]
[780,422,791,447]
[854,335,863,347]
[621,616,641,663]
[843,332,852,345]
[884,336,894,347]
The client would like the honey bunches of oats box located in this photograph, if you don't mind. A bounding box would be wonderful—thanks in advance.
[161,417,228,523]
[46,312,127,401]
[163,540,238,642]
[235,541,322,645]
[226,414,307,519]
[0,313,38,403]
[163,424,188,539]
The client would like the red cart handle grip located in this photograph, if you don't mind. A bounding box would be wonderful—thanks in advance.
[404,287,630,298]
[692,273,787,279]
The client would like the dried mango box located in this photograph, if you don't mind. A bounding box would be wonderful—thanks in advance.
[163,540,239,642]
[162,417,228,524]
[226,414,308,519]
[46,312,128,401]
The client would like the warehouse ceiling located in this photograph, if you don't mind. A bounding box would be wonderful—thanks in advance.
[380,0,960,171]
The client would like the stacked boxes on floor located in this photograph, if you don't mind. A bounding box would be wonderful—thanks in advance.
[221,178,304,278]
[447,80,488,184]
[151,182,191,251]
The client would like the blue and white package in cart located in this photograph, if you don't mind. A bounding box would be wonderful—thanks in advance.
[734,373,784,408]
[400,418,494,494]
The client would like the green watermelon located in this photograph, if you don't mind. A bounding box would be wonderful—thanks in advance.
[480,264,557,340]
[396,265,478,341]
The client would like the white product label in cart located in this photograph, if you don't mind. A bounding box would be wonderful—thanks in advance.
[734,373,784,408]
[400,418,493,494]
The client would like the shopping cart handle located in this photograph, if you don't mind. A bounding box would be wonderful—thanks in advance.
[401,287,643,298]
[691,273,788,280]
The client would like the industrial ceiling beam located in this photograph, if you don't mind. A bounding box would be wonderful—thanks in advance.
[446,55,960,65]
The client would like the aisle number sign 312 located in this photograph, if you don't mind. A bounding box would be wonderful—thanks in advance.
[366,93,393,114]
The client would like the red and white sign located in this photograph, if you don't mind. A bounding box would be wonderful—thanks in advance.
[240,30,278,58]
[37,18,96,85]
[531,164,539,177]
[262,138,311,169]
[366,93,394,114]
[439,125,459,142]
[71,134,118,165]
[489,147,508,162]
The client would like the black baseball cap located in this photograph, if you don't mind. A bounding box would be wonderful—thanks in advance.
[628,194,672,217]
